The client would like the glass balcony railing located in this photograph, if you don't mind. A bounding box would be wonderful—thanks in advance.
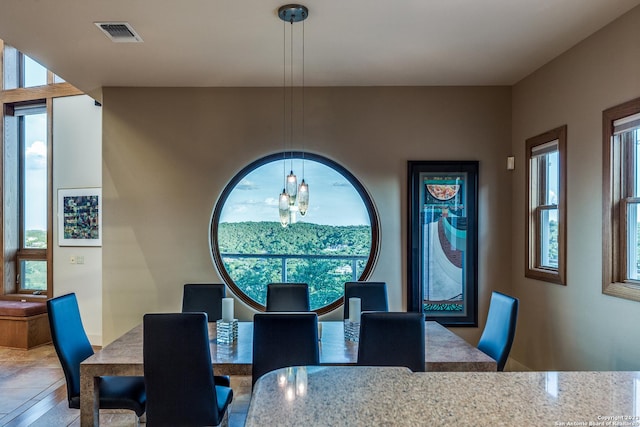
[220,253,369,309]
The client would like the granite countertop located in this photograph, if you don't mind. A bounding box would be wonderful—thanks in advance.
[245,366,640,426]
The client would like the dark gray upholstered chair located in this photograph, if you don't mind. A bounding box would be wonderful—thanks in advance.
[181,283,231,387]
[343,281,388,319]
[265,283,310,312]
[182,283,226,321]
[357,312,426,372]
[47,293,146,417]
[477,291,519,371]
[252,312,319,386]
[143,313,233,427]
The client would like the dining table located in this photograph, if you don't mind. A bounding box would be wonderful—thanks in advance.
[80,320,495,426]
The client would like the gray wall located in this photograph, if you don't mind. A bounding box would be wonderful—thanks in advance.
[510,6,640,370]
[101,86,512,345]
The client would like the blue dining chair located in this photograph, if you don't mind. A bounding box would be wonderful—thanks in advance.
[477,291,519,371]
[252,312,319,386]
[181,283,231,386]
[357,312,426,372]
[343,281,388,319]
[143,312,233,426]
[265,283,310,312]
[182,283,226,322]
[47,293,146,418]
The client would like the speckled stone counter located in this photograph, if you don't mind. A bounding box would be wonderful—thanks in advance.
[246,366,640,427]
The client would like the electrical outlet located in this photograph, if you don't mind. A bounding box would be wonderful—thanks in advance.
[70,256,76,264]
[76,256,84,265]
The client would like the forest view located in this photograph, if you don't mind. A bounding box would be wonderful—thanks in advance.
[547,220,558,266]
[23,229,47,290]
[218,221,372,309]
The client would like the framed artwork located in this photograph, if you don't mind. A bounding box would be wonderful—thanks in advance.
[407,161,478,326]
[58,188,102,246]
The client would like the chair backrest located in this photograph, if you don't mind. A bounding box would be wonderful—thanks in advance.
[47,293,95,405]
[357,312,426,372]
[477,291,519,371]
[343,281,388,319]
[143,312,224,426]
[252,312,319,385]
[182,283,226,322]
[265,283,310,312]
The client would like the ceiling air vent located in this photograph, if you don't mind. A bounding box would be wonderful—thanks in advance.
[95,22,143,43]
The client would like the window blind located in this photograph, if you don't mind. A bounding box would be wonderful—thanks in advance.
[531,139,558,157]
[614,112,640,135]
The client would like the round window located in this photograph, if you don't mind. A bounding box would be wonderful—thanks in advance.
[211,152,379,314]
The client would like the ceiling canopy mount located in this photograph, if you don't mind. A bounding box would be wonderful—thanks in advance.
[278,4,309,23]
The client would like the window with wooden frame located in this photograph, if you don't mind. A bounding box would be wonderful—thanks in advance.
[1,41,82,298]
[603,97,640,302]
[525,125,567,285]
[211,152,380,315]
[6,102,49,294]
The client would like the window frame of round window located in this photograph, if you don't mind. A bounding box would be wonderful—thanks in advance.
[210,152,380,315]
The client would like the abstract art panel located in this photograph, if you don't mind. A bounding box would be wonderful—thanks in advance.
[58,188,102,246]
[408,162,478,326]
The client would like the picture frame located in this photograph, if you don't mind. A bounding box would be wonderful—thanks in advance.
[407,161,478,326]
[58,188,102,247]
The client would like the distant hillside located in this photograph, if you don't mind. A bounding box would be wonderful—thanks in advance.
[217,221,371,255]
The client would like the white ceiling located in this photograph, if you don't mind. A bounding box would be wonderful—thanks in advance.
[0,0,639,99]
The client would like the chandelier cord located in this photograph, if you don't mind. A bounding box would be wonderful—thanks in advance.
[282,18,287,189]
[289,18,294,172]
[301,18,305,179]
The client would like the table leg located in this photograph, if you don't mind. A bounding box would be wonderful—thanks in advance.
[80,365,100,426]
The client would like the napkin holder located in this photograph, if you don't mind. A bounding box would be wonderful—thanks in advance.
[344,319,360,342]
[216,319,238,344]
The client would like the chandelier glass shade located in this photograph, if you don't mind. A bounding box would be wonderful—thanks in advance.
[279,188,291,227]
[298,179,309,215]
[286,170,298,206]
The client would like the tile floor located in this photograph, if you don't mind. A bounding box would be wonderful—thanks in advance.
[0,344,251,426]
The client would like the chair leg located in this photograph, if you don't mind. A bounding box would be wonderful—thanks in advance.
[217,410,229,427]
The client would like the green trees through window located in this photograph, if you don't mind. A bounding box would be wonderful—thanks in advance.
[218,222,371,308]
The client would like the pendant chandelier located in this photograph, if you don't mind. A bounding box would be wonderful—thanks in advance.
[278,4,309,228]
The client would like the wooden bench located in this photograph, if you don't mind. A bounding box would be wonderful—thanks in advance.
[0,300,51,349]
